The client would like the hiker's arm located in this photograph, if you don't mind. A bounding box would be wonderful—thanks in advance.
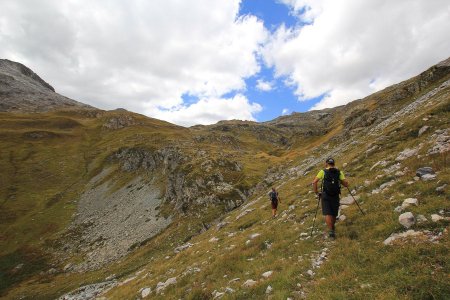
[341,179,349,187]
[313,177,320,194]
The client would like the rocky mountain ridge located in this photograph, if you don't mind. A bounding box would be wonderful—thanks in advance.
[0,59,92,112]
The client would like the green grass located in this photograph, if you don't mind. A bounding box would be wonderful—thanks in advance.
[1,67,449,299]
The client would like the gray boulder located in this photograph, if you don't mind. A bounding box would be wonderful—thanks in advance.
[401,198,418,208]
[156,277,177,294]
[421,174,437,181]
[340,195,358,205]
[436,184,447,193]
[141,287,151,298]
[396,148,418,161]
[416,167,434,177]
[399,212,416,228]
[242,279,257,288]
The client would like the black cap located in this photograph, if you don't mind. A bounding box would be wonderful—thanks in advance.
[326,157,335,165]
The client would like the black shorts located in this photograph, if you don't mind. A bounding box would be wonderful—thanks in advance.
[321,194,340,216]
[271,200,278,209]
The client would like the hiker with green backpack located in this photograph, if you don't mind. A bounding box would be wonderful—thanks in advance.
[312,158,348,239]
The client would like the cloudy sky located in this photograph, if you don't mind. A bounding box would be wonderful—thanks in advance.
[1,0,449,126]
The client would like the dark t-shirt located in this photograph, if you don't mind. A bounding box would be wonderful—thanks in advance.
[269,191,278,202]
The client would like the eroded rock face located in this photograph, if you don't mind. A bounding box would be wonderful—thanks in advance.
[102,114,138,129]
[110,147,247,212]
[63,171,171,272]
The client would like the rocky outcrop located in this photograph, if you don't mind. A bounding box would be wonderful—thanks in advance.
[110,147,247,212]
[0,59,92,112]
[102,114,138,129]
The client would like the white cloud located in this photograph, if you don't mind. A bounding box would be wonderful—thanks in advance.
[150,94,262,127]
[0,0,267,124]
[265,0,450,110]
[256,79,273,91]
[281,108,289,115]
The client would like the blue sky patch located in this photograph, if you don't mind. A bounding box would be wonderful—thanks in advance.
[239,0,324,122]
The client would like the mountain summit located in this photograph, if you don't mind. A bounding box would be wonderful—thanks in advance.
[0,59,92,112]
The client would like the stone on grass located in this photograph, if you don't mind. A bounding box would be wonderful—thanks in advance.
[212,291,225,299]
[261,271,273,278]
[174,242,193,253]
[401,198,418,208]
[249,233,261,239]
[418,126,430,137]
[209,237,219,243]
[370,160,389,171]
[306,270,315,277]
[383,230,421,245]
[399,212,415,228]
[266,285,273,294]
[421,174,437,181]
[236,209,254,220]
[225,287,235,294]
[394,206,403,213]
[340,195,358,205]
[431,214,445,222]
[416,215,427,223]
[396,148,418,161]
[436,184,447,193]
[63,263,73,272]
[242,279,257,288]
[141,287,151,298]
[156,277,177,294]
[105,274,116,281]
[395,171,405,177]
[216,221,229,230]
[416,167,434,177]
[338,214,346,221]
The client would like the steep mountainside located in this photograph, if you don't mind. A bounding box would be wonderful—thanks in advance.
[0,57,449,299]
[0,59,92,112]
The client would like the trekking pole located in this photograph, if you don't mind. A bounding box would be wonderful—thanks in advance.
[310,193,321,237]
[346,186,365,216]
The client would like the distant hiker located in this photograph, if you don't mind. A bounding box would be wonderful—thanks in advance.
[269,187,280,218]
[312,158,348,239]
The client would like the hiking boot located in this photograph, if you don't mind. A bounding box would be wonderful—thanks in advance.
[328,230,336,239]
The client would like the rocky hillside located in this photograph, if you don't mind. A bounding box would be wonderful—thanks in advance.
[0,57,449,299]
[0,59,92,112]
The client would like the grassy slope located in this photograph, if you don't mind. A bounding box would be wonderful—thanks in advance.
[0,109,287,298]
[1,64,449,299]
[100,81,449,299]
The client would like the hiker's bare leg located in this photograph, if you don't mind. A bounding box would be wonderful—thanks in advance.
[325,215,336,230]
[272,209,276,217]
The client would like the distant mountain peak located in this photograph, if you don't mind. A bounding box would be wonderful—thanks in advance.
[0,59,55,92]
[0,59,93,112]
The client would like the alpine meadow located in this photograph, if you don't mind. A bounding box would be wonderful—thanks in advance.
[0,53,449,299]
